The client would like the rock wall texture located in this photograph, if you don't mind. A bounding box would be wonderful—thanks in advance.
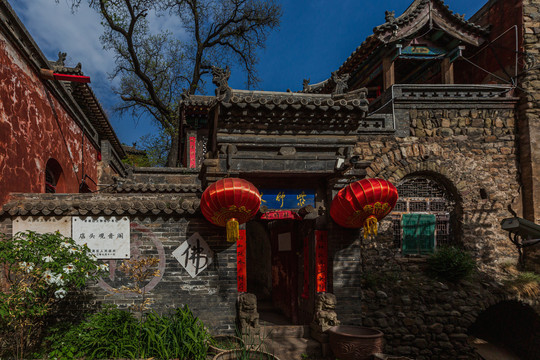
[358,256,540,360]
[329,101,529,358]
[0,31,99,205]
[519,0,540,268]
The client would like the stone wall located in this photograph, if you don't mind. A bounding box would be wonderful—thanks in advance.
[358,255,540,360]
[329,101,525,356]
[362,107,520,264]
[0,194,238,334]
[519,0,540,269]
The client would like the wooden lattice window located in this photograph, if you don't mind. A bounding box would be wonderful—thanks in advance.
[392,176,454,254]
[45,168,56,193]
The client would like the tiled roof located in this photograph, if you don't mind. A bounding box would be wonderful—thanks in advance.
[373,0,489,36]
[51,63,126,159]
[182,88,369,113]
[303,0,490,94]
[113,183,201,194]
[1,193,200,217]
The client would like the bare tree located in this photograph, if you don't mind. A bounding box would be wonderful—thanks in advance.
[62,0,281,166]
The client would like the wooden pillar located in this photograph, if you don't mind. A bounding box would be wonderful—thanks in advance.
[382,57,395,90]
[441,58,454,84]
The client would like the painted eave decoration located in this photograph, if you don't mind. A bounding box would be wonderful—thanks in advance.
[330,178,399,238]
[200,178,261,242]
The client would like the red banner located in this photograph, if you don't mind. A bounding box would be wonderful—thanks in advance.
[260,210,301,220]
[237,229,247,292]
[189,136,196,168]
[302,236,309,298]
[315,230,328,293]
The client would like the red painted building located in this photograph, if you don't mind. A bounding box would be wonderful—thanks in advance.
[0,1,126,206]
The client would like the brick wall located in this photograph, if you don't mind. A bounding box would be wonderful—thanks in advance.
[0,215,238,334]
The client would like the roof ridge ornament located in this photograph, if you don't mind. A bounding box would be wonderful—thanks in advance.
[211,66,232,102]
[56,52,66,66]
[331,71,350,95]
[385,10,396,23]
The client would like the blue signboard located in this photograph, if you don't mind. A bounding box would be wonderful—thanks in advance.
[402,46,446,56]
[260,188,316,210]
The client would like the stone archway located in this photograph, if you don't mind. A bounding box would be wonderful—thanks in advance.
[469,300,540,360]
[364,141,521,263]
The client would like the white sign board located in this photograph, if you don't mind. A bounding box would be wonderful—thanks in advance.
[278,232,292,251]
[13,216,72,238]
[173,232,213,278]
[72,217,130,259]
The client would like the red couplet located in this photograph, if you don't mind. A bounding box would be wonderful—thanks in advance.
[315,230,328,293]
[189,137,196,168]
[237,229,247,292]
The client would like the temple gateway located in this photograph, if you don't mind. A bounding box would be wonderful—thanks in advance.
[1,0,540,359]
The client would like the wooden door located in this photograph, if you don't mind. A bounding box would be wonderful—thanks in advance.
[270,220,299,324]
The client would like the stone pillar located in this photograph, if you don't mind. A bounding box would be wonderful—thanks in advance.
[519,0,540,268]
[519,0,540,222]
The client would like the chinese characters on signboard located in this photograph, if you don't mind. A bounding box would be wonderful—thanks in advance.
[13,216,72,237]
[72,217,130,259]
[237,230,247,292]
[189,136,197,169]
[315,230,328,293]
[172,232,214,278]
[260,189,315,210]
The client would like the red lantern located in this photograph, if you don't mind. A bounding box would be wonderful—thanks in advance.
[200,178,261,242]
[330,178,398,238]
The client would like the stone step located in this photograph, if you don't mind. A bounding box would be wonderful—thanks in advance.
[259,325,311,339]
[261,337,322,360]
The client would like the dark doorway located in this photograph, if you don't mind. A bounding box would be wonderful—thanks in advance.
[469,300,540,360]
[247,219,312,325]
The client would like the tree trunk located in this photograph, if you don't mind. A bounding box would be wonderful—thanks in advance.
[167,133,180,167]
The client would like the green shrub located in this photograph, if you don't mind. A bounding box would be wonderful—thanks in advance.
[0,231,105,359]
[426,246,476,282]
[46,305,210,360]
[46,305,138,359]
[503,271,540,298]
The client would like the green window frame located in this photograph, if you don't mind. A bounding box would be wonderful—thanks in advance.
[401,213,436,255]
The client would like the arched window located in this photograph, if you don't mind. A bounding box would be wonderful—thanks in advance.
[45,159,64,194]
[391,175,455,254]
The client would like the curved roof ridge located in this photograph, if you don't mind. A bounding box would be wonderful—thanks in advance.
[334,0,489,78]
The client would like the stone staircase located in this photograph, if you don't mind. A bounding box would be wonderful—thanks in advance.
[243,325,322,360]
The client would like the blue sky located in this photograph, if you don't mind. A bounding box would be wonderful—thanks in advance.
[12,0,487,146]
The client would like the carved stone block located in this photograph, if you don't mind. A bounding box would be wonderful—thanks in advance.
[237,293,260,335]
[310,292,340,342]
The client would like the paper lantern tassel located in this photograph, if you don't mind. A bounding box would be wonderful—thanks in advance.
[363,216,378,239]
[226,218,239,242]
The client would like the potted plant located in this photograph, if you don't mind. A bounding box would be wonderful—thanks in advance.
[208,335,245,356]
[212,349,280,360]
